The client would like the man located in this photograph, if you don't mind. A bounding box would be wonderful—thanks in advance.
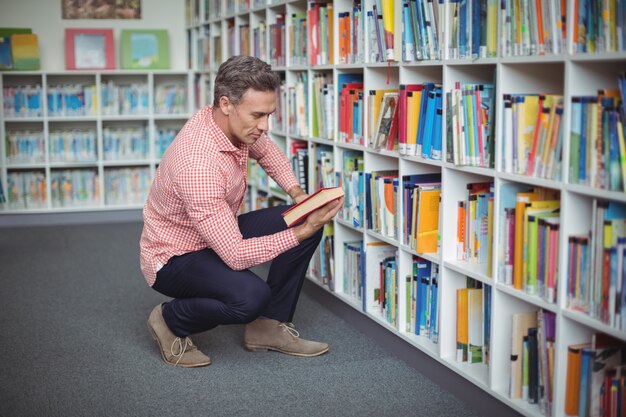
[140,55,343,367]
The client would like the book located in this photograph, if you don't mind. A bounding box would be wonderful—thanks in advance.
[281,187,344,227]
[10,33,40,70]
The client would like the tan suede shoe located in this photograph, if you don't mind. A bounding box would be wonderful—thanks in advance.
[244,318,329,357]
[147,304,211,367]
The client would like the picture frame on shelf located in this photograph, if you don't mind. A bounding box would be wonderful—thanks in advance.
[65,28,115,70]
[120,29,169,70]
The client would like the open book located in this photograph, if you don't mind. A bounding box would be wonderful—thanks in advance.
[281,187,344,227]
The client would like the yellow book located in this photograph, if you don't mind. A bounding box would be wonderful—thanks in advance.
[381,0,395,60]
[406,89,422,156]
[521,95,540,174]
[416,188,441,254]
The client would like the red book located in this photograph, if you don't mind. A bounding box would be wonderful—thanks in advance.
[281,187,344,226]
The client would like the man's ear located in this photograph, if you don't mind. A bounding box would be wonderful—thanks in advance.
[218,96,231,116]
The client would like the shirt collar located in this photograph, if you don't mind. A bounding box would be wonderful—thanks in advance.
[205,106,249,166]
[205,105,241,153]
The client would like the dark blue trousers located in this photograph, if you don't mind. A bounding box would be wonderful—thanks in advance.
[152,204,323,337]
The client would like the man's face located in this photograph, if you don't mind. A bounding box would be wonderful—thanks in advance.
[225,89,276,146]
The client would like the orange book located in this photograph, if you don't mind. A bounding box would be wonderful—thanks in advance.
[564,342,588,416]
[281,187,344,226]
[416,188,441,254]
[457,201,467,260]
[456,288,469,362]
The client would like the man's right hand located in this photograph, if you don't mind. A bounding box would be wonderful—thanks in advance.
[293,196,344,242]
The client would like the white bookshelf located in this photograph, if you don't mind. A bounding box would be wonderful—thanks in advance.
[0,70,193,212]
[191,1,626,417]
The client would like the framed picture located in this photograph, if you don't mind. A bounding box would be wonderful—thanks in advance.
[65,28,115,70]
[120,29,169,70]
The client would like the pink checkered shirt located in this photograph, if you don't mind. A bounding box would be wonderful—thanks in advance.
[140,106,300,286]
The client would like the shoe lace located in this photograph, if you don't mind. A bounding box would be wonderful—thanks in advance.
[279,322,300,338]
[170,337,193,366]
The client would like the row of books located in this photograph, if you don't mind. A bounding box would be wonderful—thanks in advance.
[402,173,441,254]
[500,0,566,57]
[498,185,560,303]
[341,151,365,228]
[570,89,626,192]
[568,200,626,330]
[290,140,309,195]
[502,94,564,180]
[101,81,150,116]
[103,127,149,161]
[456,278,491,364]
[270,80,287,133]
[338,74,364,145]
[446,82,495,168]
[344,239,365,302]
[574,0,626,54]
[456,182,494,272]
[289,12,308,67]
[509,309,555,414]
[50,169,99,208]
[47,84,98,117]
[311,223,335,289]
[308,2,334,66]
[3,85,43,117]
[103,167,150,206]
[269,14,286,67]
[398,83,443,159]
[310,72,334,140]
[287,72,308,137]
[408,256,439,343]
[5,130,44,163]
[565,333,626,417]
[365,169,399,240]
[366,0,395,62]
[154,84,187,114]
[337,1,365,64]
[49,129,97,163]
[5,170,46,209]
[401,0,443,61]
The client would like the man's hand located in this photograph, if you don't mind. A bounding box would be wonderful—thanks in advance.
[287,185,307,204]
[293,193,308,204]
[293,196,344,242]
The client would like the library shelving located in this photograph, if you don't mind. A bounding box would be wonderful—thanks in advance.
[186,0,626,415]
[1,70,193,212]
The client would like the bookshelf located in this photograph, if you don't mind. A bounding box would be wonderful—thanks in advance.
[1,70,193,212]
[198,1,625,416]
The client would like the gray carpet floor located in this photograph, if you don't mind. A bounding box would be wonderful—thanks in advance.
[0,221,489,417]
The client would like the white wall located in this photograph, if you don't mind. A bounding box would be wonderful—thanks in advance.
[0,0,186,71]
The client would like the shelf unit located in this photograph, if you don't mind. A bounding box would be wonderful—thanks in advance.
[0,70,193,212]
[202,1,626,416]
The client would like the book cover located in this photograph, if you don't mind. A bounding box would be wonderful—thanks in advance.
[0,36,12,69]
[10,33,40,70]
[120,29,169,70]
[468,287,484,363]
[416,187,441,254]
[281,187,344,227]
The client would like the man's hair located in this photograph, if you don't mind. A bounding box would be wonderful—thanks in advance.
[213,55,281,107]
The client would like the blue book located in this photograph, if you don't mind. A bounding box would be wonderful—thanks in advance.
[421,91,437,158]
[416,258,431,334]
[578,346,594,417]
[459,0,468,57]
[431,91,443,159]
[402,1,415,61]
[365,172,373,230]
[0,36,12,69]
[471,0,480,57]
[416,83,436,154]
[429,263,439,342]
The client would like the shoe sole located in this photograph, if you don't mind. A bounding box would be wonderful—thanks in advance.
[243,343,329,357]
[147,322,211,368]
